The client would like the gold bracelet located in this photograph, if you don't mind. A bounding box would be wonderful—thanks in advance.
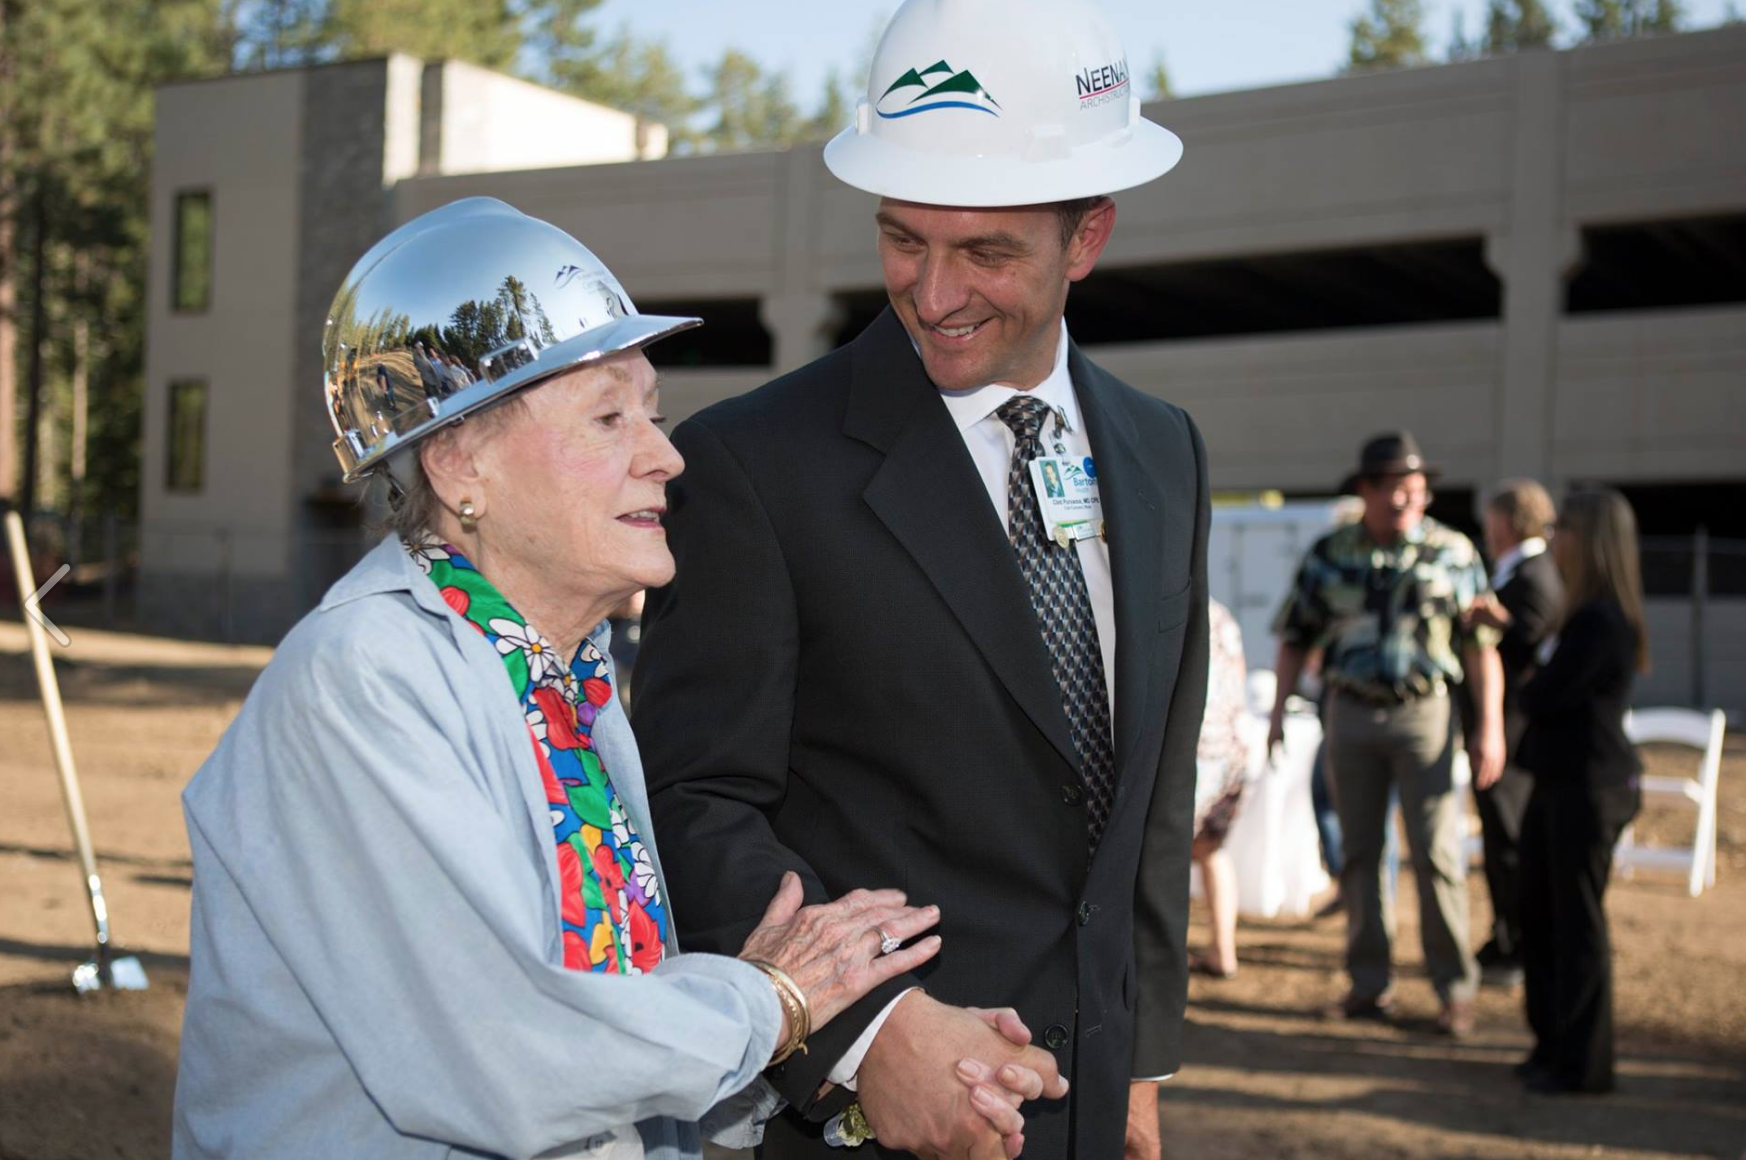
[745,959,811,1065]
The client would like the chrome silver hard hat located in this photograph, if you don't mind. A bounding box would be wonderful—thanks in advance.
[323,197,700,483]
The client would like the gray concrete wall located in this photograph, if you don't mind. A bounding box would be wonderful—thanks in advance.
[141,69,307,639]
[1553,306,1746,484]
[1639,599,1746,711]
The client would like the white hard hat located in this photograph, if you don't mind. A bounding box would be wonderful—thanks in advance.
[823,0,1183,207]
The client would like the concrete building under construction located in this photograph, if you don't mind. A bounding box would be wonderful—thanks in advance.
[142,30,1746,708]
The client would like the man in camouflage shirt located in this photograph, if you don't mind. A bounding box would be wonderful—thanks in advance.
[1268,432,1504,1037]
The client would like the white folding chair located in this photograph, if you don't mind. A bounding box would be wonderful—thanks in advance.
[1616,707,1726,897]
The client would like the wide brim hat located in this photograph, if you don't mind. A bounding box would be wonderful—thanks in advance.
[1338,431,1441,495]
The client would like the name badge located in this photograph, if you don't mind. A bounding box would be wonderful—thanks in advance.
[1028,455,1105,548]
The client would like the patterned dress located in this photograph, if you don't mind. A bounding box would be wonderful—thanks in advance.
[1193,599,1251,844]
[410,536,667,975]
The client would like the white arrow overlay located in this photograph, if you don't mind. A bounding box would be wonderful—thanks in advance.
[26,563,71,647]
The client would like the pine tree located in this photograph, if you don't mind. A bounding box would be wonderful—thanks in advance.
[319,0,521,70]
[2,0,230,517]
[1447,8,1481,60]
[1574,0,1683,42]
[1144,53,1173,99]
[802,67,852,144]
[703,49,802,153]
[0,0,20,503]
[1485,0,1558,52]
[1347,0,1429,71]
[554,29,700,149]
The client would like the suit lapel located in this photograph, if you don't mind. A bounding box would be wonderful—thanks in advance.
[1070,344,1168,784]
[847,311,1079,774]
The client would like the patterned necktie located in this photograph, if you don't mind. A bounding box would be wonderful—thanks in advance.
[996,396,1117,846]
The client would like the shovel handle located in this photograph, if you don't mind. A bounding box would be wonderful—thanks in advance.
[4,510,108,948]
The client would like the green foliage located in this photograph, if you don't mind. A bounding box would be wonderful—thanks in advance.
[230,0,601,73]
[1484,0,1559,52]
[1446,9,1482,60]
[551,27,700,148]
[703,49,803,153]
[803,67,853,143]
[1347,0,1429,71]
[1574,0,1684,40]
[1,0,233,515]
[1143,53,1173,99]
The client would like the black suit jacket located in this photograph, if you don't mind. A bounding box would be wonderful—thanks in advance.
[1517,600,1642,789]
[634,310,1210,1159]
[1495,550,1564,750]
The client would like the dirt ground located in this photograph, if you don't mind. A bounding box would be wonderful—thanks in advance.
[0,623,1742,1160]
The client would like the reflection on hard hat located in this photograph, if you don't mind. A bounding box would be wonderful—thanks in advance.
[321,198,700,484]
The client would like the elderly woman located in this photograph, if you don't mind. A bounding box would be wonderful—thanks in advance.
[174,199,1050,1160]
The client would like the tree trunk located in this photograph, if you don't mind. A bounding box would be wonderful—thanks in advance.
[70,273,87,500]
[68,250,87,559]
[0,0,19,505]
[19,183,46,517]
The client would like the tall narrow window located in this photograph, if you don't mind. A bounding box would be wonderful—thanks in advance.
[167,379,207,492]
[173,191,213,313]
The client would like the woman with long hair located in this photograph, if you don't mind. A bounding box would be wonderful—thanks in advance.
[1514,487,1649,1095]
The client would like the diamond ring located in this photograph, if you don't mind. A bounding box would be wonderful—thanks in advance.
[876,928,901,956]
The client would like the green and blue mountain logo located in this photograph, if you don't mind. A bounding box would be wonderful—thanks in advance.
[876,59,1001,119]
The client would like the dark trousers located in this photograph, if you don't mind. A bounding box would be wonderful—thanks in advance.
[1519,777,1640,1091]
[1474,764,1534,961]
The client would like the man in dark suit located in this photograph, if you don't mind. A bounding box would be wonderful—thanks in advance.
[1464,480,1563,988]
[632,3,1206,1156]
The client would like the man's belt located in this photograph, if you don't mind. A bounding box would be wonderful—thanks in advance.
[1328,679,1442,707]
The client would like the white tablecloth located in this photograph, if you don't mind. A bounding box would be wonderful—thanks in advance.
[1221,712,1331,919]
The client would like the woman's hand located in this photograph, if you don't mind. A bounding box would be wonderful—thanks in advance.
[738,872,942,1037]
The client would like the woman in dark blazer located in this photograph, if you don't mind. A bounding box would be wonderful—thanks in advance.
[1514,487,1649,1095]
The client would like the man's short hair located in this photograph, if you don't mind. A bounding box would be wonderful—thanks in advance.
[1054,196,1108,248]
[1486,478,1557,540]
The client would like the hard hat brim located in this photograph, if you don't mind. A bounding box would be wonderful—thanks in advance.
[342,313,700,483]
[822,117,1183,208]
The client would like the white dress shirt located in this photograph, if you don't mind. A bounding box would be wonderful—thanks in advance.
[936,324,1119,725]
[1491,536,1546,590]
[829,324,1150,1093]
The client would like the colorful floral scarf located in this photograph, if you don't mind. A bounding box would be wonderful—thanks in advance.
[410,536,667,975]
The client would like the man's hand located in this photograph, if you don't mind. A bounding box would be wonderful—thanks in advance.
[1464,643,1507,790]
[1474,720,1506,790]
[1268,640,1309,764]
[858,992,1066,1160]
[951,1008,1070,1159]
[1125,1080,1161,1160]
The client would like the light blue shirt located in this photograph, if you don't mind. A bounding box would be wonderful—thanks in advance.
[174,535,781,1160]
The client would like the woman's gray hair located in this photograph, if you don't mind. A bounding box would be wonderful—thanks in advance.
[379,456,444,544]
[371,393,531,543]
